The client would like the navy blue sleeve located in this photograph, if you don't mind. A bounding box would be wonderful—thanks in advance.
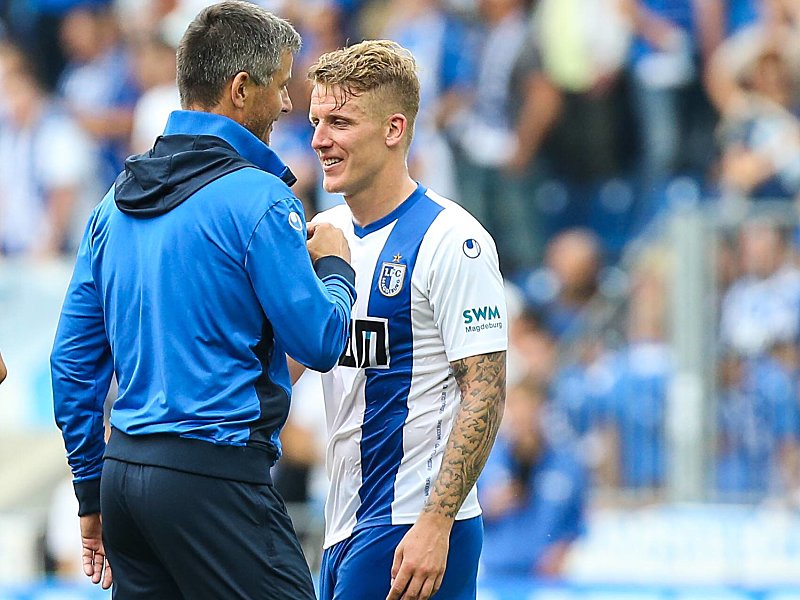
[245,197,355,372]
[51,213,114,515]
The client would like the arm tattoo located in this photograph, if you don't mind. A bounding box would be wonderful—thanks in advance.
[422,350,506,520]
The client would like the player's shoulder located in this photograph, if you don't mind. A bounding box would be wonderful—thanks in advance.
[423,187,495,248]
[424,188,491,238]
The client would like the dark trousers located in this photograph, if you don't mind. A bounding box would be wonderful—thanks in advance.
[101,459,316,600]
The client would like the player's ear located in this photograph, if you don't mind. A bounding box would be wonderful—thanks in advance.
[385,113,407,149]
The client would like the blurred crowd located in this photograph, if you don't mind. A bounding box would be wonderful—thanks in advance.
[4,0,800,582]
[3,0,800,263]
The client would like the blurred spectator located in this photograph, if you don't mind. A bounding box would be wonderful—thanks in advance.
[270,0,347,215]
[508,305,559,387]
[479,376,588,579]
[0,0,104,91]
[273,370,327,507]
[708,0,800,112]
[521,228,605,341]
[627,0,724,230]
[44,475,82,579]
[0,48,99,256]
[324,0,370,41]
[533,0,635,246]
[152,0,221,47]
[536,0,631,98]
[726,0,762,35]
[380,0,474,200]
[447,0,546,275]
[129,32,179,154]
[114,0,180,42]
[719,220,800,357]
[550,340,618,488]
[546,245,671,494]
[718,49,800,201]
[708,4,800,202]
[56,3,139,186]
[605,249,672,492]
[271,369,328,570]
[716,352,800,501]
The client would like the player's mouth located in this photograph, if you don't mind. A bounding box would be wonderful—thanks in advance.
[321,157,343,172]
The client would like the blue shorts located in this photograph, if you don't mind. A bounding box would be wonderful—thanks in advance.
[319,516,483,600]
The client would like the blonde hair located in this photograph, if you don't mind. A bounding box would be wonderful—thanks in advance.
[308,40,420,147]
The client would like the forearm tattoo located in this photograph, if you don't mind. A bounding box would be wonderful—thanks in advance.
[423,350,506,520]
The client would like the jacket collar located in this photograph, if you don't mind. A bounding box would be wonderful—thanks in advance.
[163,110,290,179]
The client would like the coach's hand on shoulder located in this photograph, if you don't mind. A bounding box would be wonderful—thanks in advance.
[307,222,351,264]
[80,513,112,589]
[386,512,452,600]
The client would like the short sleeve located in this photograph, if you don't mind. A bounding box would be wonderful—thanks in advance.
[425,214,508,362]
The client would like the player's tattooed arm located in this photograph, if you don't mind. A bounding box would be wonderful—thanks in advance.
[423,350,506,520]
[387,351,505,600]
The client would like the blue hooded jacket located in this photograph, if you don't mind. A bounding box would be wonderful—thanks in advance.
[51,111,355,515]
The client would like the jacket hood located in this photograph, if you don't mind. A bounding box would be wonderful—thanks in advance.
[114,111,296,218]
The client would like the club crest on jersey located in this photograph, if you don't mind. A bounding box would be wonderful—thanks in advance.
[379,261,406,297]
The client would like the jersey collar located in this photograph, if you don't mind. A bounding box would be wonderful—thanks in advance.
[353,183,427,239]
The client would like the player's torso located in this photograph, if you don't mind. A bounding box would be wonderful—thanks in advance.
[316,189,477,546]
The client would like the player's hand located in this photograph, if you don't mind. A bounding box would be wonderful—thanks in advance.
[386,512,451,600]
[307,222,351,263]
[80,513,112,589]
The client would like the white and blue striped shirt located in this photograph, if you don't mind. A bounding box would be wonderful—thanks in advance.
[315,184,508,548]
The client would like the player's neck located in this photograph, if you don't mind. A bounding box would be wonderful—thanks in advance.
[346,173,418,228]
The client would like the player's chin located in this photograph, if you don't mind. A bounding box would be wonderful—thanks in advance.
[321,175,345,195]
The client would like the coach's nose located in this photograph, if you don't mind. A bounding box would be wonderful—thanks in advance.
[281,87,292,114]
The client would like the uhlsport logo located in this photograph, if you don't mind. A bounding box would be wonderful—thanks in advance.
[463,305,502,332]
[462,239,481,258]
[288,211,303,232]
[379,261,406,297]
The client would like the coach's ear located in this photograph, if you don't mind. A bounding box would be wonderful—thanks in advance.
[230,71,251,109]
[385,113,407,149]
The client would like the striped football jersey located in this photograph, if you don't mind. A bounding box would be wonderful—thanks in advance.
[314,184,507,548]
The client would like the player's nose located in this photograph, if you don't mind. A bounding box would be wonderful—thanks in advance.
[311,124,331,150]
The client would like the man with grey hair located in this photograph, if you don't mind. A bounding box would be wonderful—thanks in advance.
[50,2,355,598]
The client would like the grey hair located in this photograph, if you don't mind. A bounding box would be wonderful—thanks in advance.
[176,0,301,109]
